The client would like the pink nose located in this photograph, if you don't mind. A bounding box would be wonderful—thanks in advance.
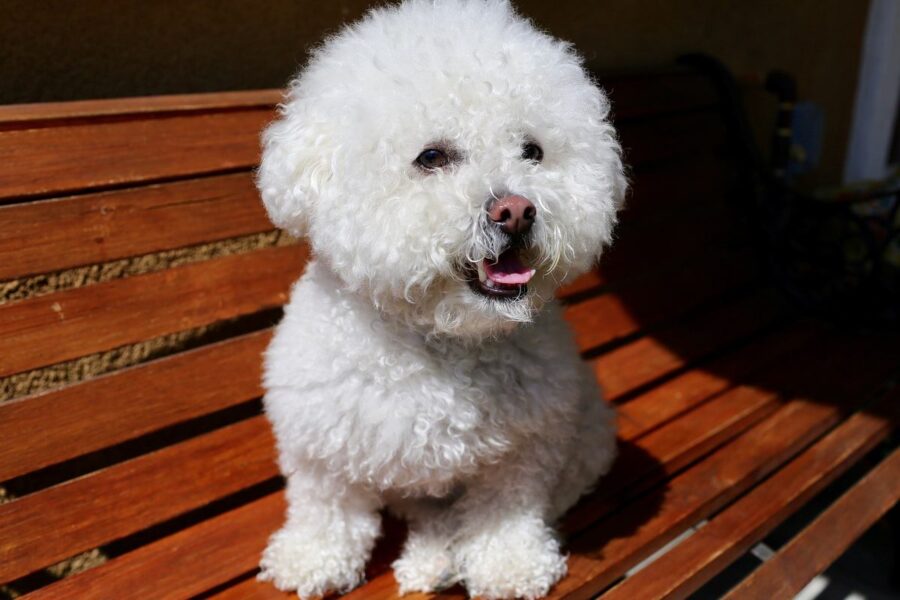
[488,195,536,235]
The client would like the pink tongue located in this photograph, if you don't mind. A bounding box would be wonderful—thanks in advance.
[483,249,536,285]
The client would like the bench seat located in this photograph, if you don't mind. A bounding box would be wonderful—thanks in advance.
[0,66,897,600]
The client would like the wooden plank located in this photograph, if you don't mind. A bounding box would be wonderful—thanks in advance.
[0,90,282,125]
[23,493,287,600]
[0,244,762,484]
[722,447,900,600]
[31,319,821,600]
[0,244,307,378]
[0,108,273,201]
[592,288,785,400]
[602,390,899,600]
[0,416,277,583]
[614,323,819,440]
[601,70,719,122]
[617,155,733,227]
[565,249,756,352]
[343,333,898,600]
[545,341,900,600]
[0,330,270,482]
[0,172,272,280]
[618,110,728,167]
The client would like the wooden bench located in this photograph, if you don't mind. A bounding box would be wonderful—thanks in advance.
[1,65,897,600]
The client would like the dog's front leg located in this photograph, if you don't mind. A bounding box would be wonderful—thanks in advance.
[258,466,382,599]
[453,458,568,600]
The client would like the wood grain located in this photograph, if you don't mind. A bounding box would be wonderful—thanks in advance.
[0,416,277,583]
[0,108,273,201]
[565,249,756,352]
[338,334,900,600]
[22,316,816,599]
[24,493,287,600]
[0,172,272,280]
[592,288,785,400]
[545,339,900,600]
[618,110,728,167]
[723,446,900,600]
[0,244,307,378]
[614,322,819,440]
[601,70,719,122]
[0,90,282,125]
[603,390,898,600]
[0,330,271,482]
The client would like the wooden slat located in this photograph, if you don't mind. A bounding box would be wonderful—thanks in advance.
[565,249,756,351]
[23,493,286,600]
[601,70,719,122]
[723,447,900,600]
[0,330,270,482]
[0,416,277,583]
[545,344,900,600]
[614,323,819,440]
[0,90,282,125]
[0,242,762,485]
[0,172,271,280]
[617,155,733,226]
[618,110,728,167]
[0,108,273,201]
[342,333,899,600]
[37,312,816,590]
[592,288,785,399]
[0,243,307,378]
[726,449,900,599]
[602,390,899,600]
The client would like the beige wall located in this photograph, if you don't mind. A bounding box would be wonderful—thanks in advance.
[0,0,869,183]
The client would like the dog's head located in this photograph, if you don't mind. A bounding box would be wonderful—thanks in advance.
[258,0,625,338]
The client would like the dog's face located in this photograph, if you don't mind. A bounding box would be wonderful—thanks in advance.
[259,0,625,337]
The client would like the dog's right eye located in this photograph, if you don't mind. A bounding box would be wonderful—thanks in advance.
[415,148,450,171]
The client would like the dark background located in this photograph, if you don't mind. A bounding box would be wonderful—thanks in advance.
[0,0,870,186]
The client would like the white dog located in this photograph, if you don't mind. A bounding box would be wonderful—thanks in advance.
[256,1,625,598]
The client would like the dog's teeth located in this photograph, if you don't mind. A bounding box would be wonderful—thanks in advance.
[476,261,487,283]
[485,279,495,289]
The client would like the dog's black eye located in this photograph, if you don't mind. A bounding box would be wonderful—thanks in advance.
[522,142,543,163]
[415,148,450,170]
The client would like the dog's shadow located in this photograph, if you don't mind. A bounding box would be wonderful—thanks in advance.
[360,439,666,596]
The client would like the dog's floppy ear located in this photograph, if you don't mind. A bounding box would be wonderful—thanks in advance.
[256,104,332,238]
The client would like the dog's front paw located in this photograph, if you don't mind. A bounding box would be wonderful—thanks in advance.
[258,526,367,599]
[392,539,456,594]
[457,516,567,600]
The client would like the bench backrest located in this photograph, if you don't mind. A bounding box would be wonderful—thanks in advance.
[0,67,746,593]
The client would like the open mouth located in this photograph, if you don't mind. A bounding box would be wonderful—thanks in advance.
[465,247,536,300]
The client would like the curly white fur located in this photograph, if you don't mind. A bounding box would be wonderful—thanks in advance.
[256,1,624,598]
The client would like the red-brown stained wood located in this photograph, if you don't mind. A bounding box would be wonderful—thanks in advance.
[24,493,287,600]
[31,326,807,600]
[0,244,308,378]
[614,322,819,439]
[617,110,728,167]
[0,330,271,482]
[592,288,785,399]
[601,70,720,122]
[565,250,756,352]
[0,173,272,280]
[0,416,277,583]
[545,341,900,600]
[722,446,900,600]
[0,90,283,125]
[602,391,898,600]
[0,109,273,201]
[342,334,900,600]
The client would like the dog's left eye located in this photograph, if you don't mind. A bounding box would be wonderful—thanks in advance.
[522,142,543,163]
[415,148,450,171]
